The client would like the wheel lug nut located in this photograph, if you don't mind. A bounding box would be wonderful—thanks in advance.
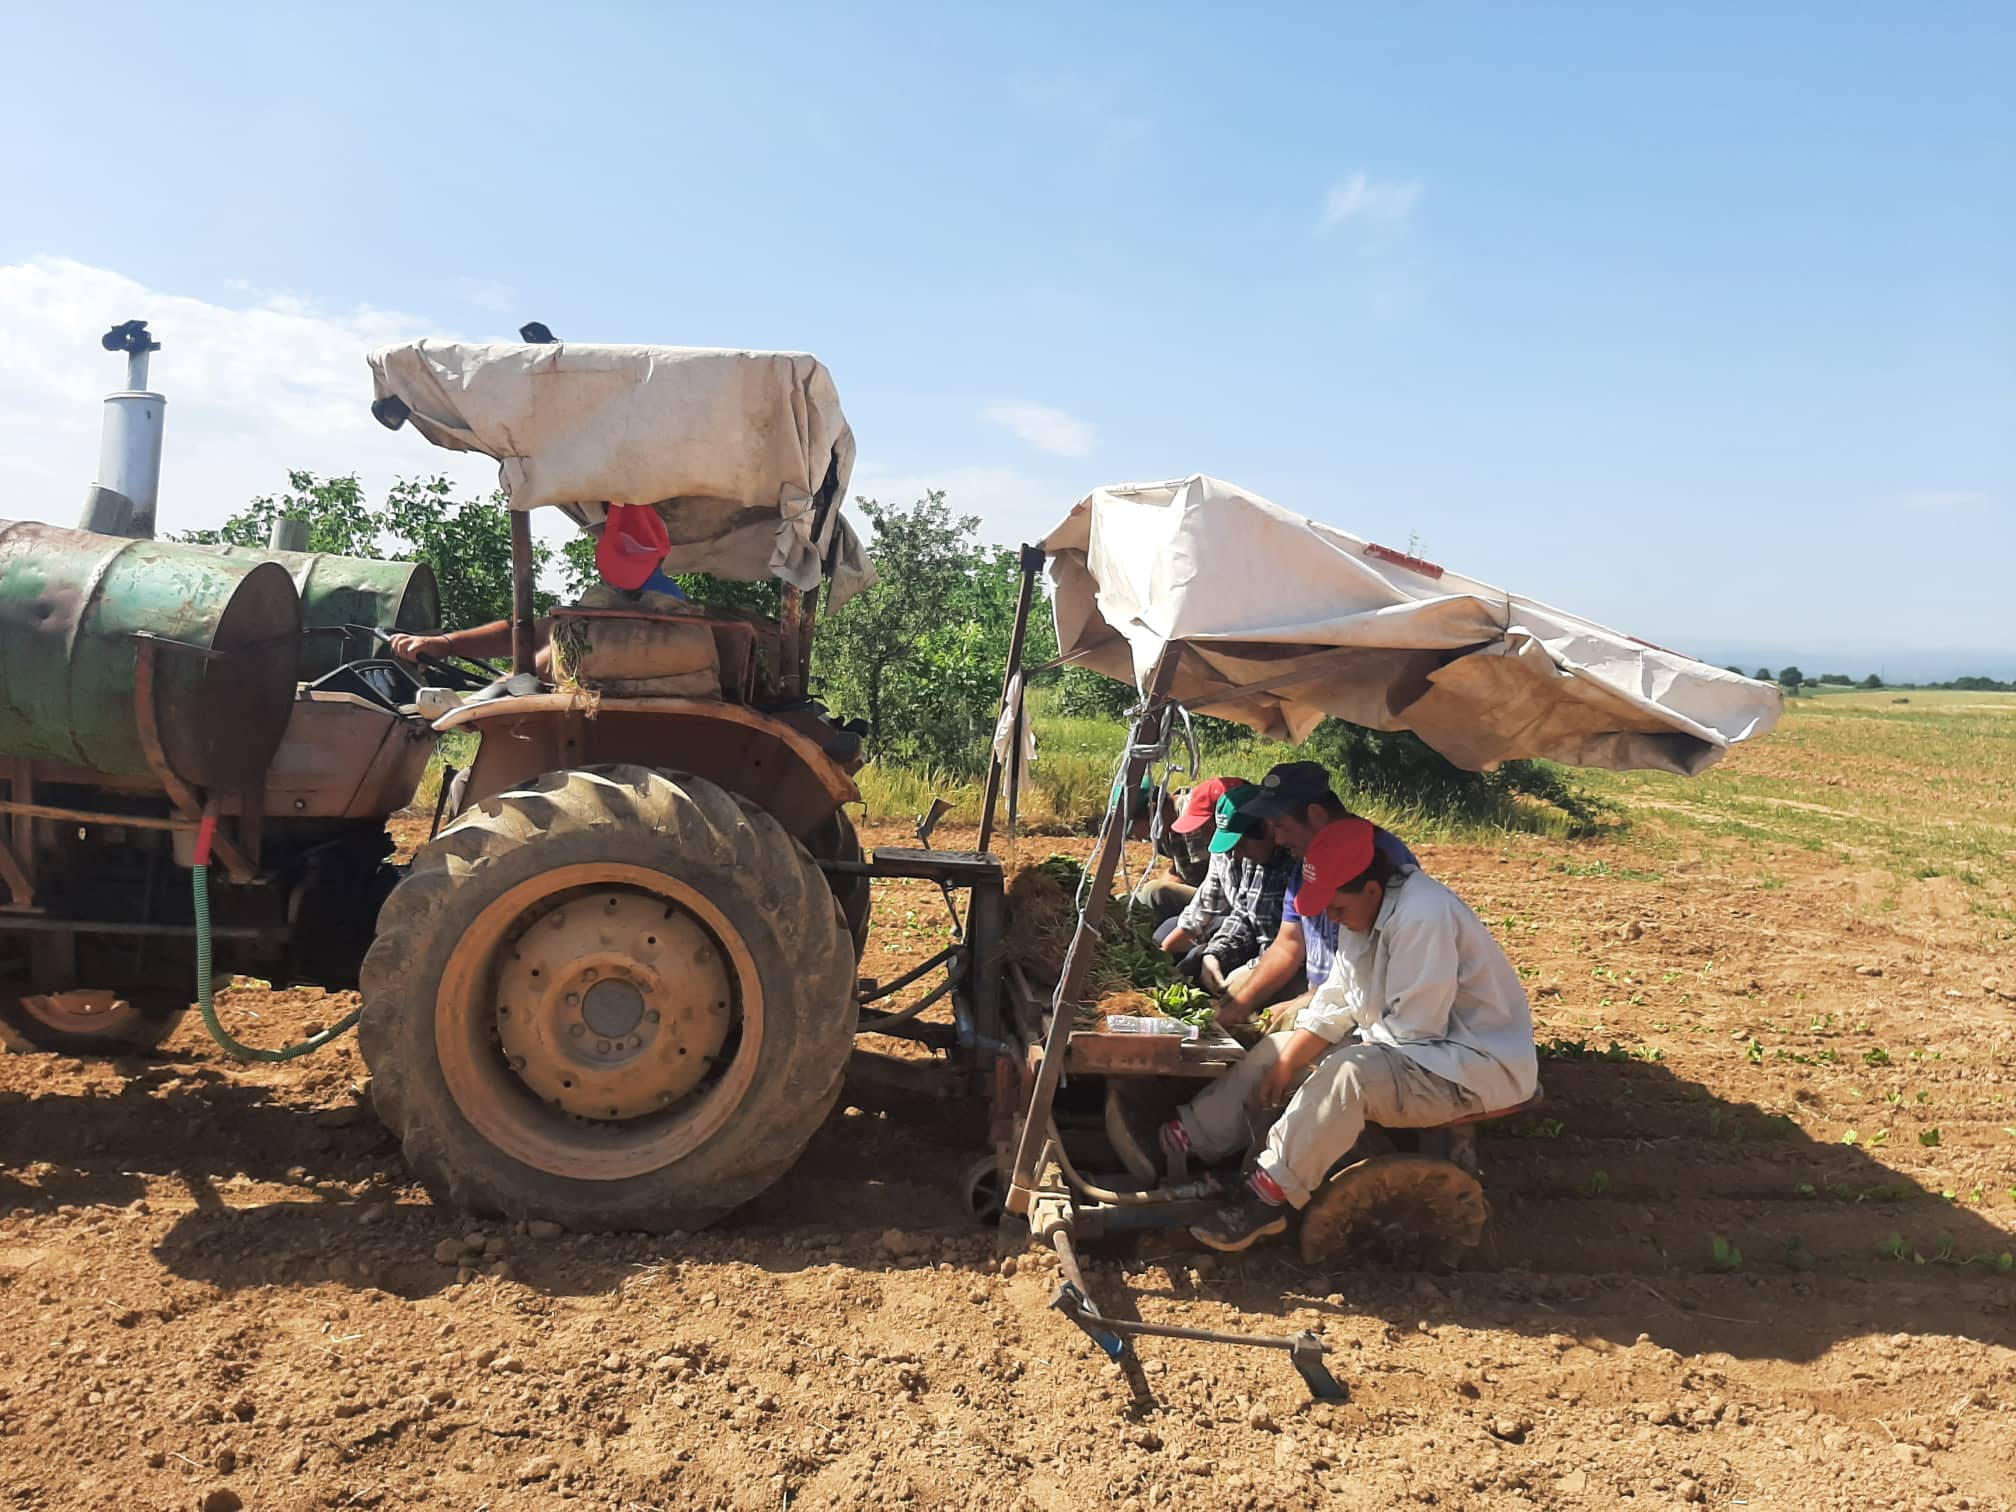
[626,1035,642,1050]
[646,1009,660,1024]
[596,1038,612,1055]
[569,1023,585,1039]
[566,993,580,1007]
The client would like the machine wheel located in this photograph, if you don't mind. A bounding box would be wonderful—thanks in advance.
[359,764,857,1233]
[803,809,871,958]
[962,1155,1008,1226]
[0,990,187,1057]
[1297,1152,1489,1270]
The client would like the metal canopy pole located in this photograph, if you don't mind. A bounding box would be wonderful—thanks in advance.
[1006,647,1181,1215]
[977,544,1045,857]
[510,512,537,676]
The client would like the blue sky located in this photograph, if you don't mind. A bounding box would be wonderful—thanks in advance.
[2,3,2010,676]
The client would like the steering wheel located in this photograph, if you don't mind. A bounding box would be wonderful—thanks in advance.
[346,624,500,692]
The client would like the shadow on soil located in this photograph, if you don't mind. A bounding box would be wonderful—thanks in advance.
[5,1052,2012,1366]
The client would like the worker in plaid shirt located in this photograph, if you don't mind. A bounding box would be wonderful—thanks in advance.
[1156,783,1295,989]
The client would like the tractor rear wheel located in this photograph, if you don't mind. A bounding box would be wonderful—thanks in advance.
[359,765,857,1233]
[0,990,186,1057]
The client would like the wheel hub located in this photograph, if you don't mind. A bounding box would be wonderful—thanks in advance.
[494,891,733,1121]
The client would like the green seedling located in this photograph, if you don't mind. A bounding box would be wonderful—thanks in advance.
[1868,1129,1890,1148]
[1746,1038,1764,1065]
[1879,1233,1911,1261]
[1840,1128,1860,1146]
[1782,1236,1817,1272]
[1708,1235,1744,1273]
[1919,1128,1941,1148]
[1862,1047,1891,1067]
[1795,1182,1817,1198]
[1585,1169,1611,1197]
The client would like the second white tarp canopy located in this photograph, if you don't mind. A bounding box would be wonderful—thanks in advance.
[368,340,874,607]
[1042,475,1781,776]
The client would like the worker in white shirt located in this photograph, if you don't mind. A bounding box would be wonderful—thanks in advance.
[1151,816,1538,1252]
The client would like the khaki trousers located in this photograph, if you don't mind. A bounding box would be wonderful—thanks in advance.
[1177,1035,1481,1206]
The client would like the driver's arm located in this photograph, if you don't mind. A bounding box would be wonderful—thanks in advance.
[391,618,554,674]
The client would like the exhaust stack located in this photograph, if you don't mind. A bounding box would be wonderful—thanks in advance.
[78,320,166,539]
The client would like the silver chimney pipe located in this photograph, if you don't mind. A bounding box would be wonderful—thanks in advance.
[79,320,166,539]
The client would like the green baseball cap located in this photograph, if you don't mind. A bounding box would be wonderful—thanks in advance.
[1208,783,1268,854]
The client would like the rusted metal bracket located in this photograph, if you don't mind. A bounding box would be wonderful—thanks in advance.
[0,832,33,912]
[977,544,1046,856]
[1007,649,1182,1217]
[2,760,36,912]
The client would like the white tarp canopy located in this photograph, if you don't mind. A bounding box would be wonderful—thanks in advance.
[367,341,874,608]
[1042,474,1782,776]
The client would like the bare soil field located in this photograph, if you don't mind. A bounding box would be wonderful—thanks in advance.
[4,695,2016,1511]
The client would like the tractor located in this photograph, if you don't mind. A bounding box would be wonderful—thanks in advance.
[0,326,943,1236]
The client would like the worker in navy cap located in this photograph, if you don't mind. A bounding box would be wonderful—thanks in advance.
[1141,817,1537,1252]
[1211,761,1418,1034]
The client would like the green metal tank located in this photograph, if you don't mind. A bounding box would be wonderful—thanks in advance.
[0,521,301,791]
[199,546,441,678]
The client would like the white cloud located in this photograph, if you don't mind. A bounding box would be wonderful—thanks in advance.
[0,256,500,538]
[848,462,1063,548]
[1318,171,1423,235]
[982,401,1097,458]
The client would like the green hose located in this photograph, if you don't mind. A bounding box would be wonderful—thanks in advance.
[192,818,360,1063]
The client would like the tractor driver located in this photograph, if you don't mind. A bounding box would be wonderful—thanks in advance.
[1158,817,1539,1252]
[389,504,679,682]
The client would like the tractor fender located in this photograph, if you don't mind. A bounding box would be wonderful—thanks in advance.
[435,695,859,840]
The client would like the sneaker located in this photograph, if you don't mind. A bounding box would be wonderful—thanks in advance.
[1190,1189,1290,1252]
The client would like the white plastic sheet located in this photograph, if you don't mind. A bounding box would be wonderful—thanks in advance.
[367,341,873,607]
[1042,475,1781,775]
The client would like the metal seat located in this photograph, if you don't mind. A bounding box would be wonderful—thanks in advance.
[1413,1084,1544,1176]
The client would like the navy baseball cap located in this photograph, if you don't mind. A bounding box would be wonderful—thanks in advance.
[1240,760,1338,820]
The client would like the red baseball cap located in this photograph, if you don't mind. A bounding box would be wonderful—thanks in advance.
[596,503,672,590]
[1292,817,1377,917]
[1170,776,1247,834]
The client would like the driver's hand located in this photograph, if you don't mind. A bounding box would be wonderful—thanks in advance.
[389,633,451,662]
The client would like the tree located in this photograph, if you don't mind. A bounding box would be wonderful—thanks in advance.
[811,492,1047,771]
[1861,673,1884,689]
[179,471,555,629]
[177,471,380,557]
[378,477,556,627]
[1724,665,1747,678]
[1753,667,1773,682]
[1778,666,1805,694]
